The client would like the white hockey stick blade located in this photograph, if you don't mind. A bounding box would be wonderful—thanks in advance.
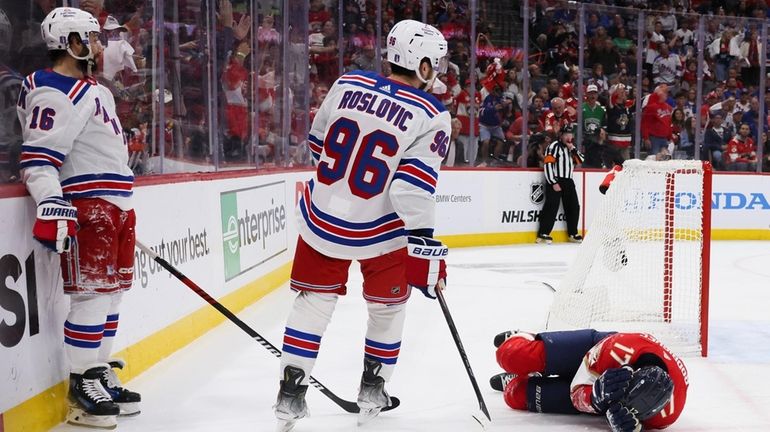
[472,412,491,430]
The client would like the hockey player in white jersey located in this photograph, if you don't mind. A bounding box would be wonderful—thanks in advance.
[17,7,140,429]
[274,19,451,431]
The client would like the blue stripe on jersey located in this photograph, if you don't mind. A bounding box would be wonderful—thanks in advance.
[345,70,446,115]
[392,172,435,194]
[19,160,60,170]
[365,339,402,350]
[71,83,91,105]
[299,197,405,247]
[64,190,134,200]
[28,69,79,95]
[308,134,323,147]
[284,327,322,343]
[364,353,398,365]
[305,180,401,230]
[399,158,438,180]
[61,172,135,186]
[336,79,435,118]
[21,145,66,162]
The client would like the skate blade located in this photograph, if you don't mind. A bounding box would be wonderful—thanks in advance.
[67,407,117,429]
[357,407,383,426]
[117,402,141,416]
[276,419,297,432]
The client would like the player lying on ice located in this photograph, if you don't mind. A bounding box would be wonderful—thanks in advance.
[490,329,689,432]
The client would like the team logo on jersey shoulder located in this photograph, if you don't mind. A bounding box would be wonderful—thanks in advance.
[530,183,545,205]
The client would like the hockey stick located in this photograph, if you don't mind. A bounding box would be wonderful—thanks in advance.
[435,282,492,428]
[135,240,399,414]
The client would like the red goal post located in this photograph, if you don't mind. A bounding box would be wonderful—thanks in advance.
[547,160,712,357]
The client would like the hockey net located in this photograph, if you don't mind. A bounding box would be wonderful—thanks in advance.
[547,160,712,357]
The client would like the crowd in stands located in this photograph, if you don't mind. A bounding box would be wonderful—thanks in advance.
[2,0,770,185]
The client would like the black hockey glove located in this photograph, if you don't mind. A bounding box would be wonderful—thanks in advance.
[606,403,642,432]
[592,366,633,413]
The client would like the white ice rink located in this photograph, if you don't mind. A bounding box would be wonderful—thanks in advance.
[52,241,770,431]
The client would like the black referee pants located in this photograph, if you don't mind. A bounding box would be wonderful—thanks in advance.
[538,178,580,237]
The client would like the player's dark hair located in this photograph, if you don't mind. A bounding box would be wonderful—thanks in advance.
[389,57,431,81]
[48,33,85,65]
[389,62,416,79]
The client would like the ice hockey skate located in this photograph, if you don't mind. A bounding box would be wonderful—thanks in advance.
[100,359,141,416]
[536,234,553,244]
[357,358,393,425]
[274,365,309,432]
[489,372,516,392]
[67,364,120,429]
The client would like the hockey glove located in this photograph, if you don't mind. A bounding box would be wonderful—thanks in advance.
[406,235,447,299]
[592,366,634,413]
[606,403,642,432]
[33,197,78,253]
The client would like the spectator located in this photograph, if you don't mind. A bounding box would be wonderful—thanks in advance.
[544,97,575,140]
[586,63,609,95]
[652,44,682,90]
[642,84,673,155]
[222,41,250,161]
[606,83,634,163]
[678,116,696,158]
[740,96,761,138]
[703,112,730,168]
[724,122,758,171]
[478,85,506,166]
[581,84,607,168]
[444,117,464,167]
[101,16,137,82]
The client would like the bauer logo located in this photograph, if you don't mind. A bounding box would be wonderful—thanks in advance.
[220,181,288,281]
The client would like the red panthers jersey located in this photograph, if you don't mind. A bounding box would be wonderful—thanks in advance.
[570,333,689,429]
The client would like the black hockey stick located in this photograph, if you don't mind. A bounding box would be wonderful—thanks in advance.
[135,240,399,414]
[435,282,492,427]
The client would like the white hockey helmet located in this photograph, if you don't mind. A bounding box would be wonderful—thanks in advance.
[386,19,448,84]
[0,9,11,54]
[41,7,100,61]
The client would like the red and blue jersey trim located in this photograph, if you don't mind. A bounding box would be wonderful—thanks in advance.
[364,339,401,365]
[392,158,438,194]
[64,321,104,349]
[282,327,322,359]
[25,69,93,105]
[299,180,405,247]
[61,173,134,199]
[103,314,119,337]
[308,133,323,162]
[336,70,446,119]
[19,145,66,170]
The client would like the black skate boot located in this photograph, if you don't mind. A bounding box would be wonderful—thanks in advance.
[357,358,392,425]
[67,364,120,429]
[100,360,141,416]
[490,372,516,392]
[274,365,309,432]
[568,234,583,243]
[536,234,553,244]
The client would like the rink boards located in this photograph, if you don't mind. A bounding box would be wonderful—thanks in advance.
[1,168,769,431]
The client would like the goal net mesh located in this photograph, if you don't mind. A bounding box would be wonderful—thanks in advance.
[547,160,708,356]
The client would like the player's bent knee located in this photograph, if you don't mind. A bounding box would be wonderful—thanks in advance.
[503,375,529,410]
[495,333,546,375]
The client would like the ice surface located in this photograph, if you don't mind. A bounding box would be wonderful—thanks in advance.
[51,241,770,431]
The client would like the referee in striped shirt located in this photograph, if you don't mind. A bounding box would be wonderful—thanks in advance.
[537,123,585,244]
